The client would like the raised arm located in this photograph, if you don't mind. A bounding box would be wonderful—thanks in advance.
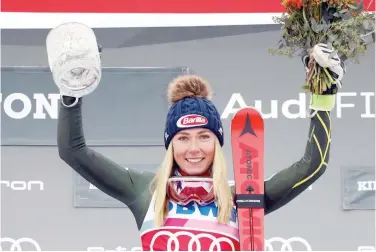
[263,44,345,215]
[57,96,154,228]
[264,110,331,214]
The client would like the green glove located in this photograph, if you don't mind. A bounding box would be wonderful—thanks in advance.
[309,94,336,111]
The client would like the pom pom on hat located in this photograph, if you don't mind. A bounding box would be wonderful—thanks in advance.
[167,75,213,105]
[164,75,223,149]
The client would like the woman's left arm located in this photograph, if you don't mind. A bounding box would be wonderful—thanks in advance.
[264,43,345,215]
[264,109,331,215]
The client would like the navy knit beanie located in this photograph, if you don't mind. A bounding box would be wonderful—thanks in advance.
[164,75,224,149]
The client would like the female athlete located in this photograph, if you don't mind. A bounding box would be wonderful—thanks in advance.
[57,43,345,251]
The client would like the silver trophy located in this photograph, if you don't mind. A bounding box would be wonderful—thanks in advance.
[46,22,102,98]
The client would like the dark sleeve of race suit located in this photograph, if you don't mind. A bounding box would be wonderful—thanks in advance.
[57,96,155,229]
[263,110,331,215]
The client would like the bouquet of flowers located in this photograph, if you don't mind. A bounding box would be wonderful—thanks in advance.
[268,0,375,94]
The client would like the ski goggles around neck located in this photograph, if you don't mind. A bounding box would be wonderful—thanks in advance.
[166,177,215,206]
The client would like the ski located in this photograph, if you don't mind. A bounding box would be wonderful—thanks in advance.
[231,107,265,251]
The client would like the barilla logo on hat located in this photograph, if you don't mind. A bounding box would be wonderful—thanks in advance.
[176,114,208,128]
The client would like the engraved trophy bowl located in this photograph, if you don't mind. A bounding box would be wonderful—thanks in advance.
[46,22,102,98]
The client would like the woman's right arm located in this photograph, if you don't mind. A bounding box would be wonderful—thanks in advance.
[57,96,154,227]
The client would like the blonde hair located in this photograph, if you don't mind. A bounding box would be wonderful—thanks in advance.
[150,139,234,227]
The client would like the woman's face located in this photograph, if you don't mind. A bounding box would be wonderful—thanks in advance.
[172,128,216,175]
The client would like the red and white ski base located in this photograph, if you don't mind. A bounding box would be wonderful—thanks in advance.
[231,107,265,251]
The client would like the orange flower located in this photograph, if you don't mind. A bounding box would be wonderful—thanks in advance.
[282,0,303,8]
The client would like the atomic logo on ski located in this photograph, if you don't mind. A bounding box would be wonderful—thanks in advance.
[240,113,257,137]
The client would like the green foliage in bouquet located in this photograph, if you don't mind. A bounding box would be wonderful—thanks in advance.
[268,0,375,94]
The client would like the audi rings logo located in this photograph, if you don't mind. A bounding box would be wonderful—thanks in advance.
[265,237,312,251]
[149,231,236,251]
[0,237,41,252]
[148,231,312,252]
